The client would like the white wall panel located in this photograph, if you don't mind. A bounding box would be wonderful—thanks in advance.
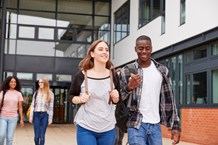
[111,0,218,67]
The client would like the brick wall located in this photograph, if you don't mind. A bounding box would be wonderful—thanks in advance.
[161,108,218,145]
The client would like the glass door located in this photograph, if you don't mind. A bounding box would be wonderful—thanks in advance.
[21,86,34,122]
[52,87,68,123]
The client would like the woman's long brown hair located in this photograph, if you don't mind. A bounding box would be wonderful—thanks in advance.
[78,40,113,71]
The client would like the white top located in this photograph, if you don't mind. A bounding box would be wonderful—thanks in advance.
[74,76,116,133]
[139,61,163,124]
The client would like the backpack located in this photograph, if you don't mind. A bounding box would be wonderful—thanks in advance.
[115,98,129,133]
[115,63,137,133]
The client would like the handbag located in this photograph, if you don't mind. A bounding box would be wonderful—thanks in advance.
[26,104,31,118]
[26,91,38,118]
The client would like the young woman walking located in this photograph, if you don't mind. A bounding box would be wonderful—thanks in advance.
[0,76,24,145]
[68,40,120,145]
[29,78,54,145]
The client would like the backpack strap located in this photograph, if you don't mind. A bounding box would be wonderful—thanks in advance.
[0,91,6,110]
[33,91,38,109]
[84,70,113,104]
[108,70,113,104]
[84,71,88,94]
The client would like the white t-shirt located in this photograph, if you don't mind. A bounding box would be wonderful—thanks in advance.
[139,61,162,124]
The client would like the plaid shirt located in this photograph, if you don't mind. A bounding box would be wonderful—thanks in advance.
[29,91,54,123]
[119,59,180,130]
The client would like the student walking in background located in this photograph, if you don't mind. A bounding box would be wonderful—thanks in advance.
[0,76,24,145]
[119,35,180,145]
[68,40,120,145]
[29,78,54,145]
[114,68,125,145]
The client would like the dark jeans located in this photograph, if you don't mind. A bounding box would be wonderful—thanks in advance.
[33,112,48,145]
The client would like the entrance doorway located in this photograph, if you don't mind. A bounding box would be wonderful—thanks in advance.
[51,87,69,124]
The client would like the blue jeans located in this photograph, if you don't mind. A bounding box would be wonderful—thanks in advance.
[127,122,162,145]
[76,125,115,145]
[0,116,18,145]
[33,112,48,145]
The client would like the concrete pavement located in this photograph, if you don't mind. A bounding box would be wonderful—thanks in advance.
[12,124,198,145]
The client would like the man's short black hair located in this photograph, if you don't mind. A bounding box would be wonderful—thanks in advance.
[136,35,152,44]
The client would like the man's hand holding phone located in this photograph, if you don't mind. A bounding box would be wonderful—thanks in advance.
[128,73,142,91]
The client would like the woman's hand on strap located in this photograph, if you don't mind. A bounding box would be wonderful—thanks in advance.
[110,89,119,103]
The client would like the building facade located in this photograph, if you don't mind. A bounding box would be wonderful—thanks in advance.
[111,0,218,144]
[1,0,218,144]
[0,0,111,124]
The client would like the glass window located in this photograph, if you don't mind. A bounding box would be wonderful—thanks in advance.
[178,55,183,104]
[193,72,207,104]
[212,41,218,56]
[95,2,110,16]
[180,0,186,25]
[96,30,110,43]
[161,15,165,34]
[38,27,54,40]
[3,72,13,79]
[95,23,110,42]
[57,0,92,14]
[185,75,191,104]
[57,14,92,28]
[7,0,17,8]
[17,40,55,56]
[153,0,160,18]
[18,26,35,39]
[185,47,207,63]
[171,57,176,95]
[184,51,192,63]
[4,39,16,54]
[77,45,86,58]
[193,48,207,60]
[114,1,130,43]
[54,42,89,58]
[17,72,33,80]
[95,16,109,29]
[138,0,161,28]
[36,73,52,81]
[6,11,18,24]
[6,24,17,39]
[21,86,33,121]
[18,11,56,27]
[54,42,72,57]
[20,0,55,11]
[21,87,33,105]
[56,74,72,82]
[212,69,218,103]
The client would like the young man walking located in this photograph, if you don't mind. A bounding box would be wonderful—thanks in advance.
[119,35,180,145]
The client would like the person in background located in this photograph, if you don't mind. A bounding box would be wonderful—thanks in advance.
[29,78,54,145]
[0,76,24,145]
[114,68,125,145]
[119,35,180,145]
[68,39,120,145]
